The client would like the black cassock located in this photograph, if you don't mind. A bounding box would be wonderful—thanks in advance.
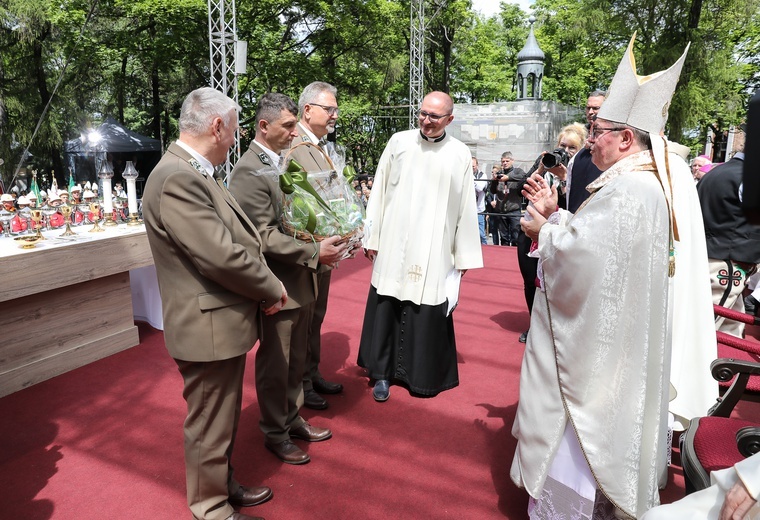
[357,285,458,396]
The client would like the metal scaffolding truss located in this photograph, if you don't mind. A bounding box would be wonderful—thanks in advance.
[409,0,425,129]
[207,0,240,180]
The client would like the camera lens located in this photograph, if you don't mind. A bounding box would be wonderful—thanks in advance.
[541,148,569,169]
[541,153,560,168]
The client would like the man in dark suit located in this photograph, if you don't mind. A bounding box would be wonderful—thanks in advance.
[288,81,346,410]
[142,87,287,520]
[566,90,605,213]
[698,147,760,336]
[229,93,346,464]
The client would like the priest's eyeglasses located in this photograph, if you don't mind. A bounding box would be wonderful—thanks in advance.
[417,109,451,123]
[310,103,339,116]
[590,126,626,139]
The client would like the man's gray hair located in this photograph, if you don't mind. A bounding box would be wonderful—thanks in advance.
[256,93,298,126]
[298,81,338,114]
[626,124,652,150]
[589,90,607,98]
[179,87,241,136]
[501,151,513,160]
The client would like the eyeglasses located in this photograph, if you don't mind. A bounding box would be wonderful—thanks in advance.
[310,103,339,116]
[590,126,626,139]
[417,109,451,123]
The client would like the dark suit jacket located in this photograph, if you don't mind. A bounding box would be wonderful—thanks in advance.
[698,154,760,264]
[228,140,319,310]
[567,148,602,213]
[142,142,282,362]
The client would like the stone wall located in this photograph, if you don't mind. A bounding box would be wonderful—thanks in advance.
[450,100,583,173]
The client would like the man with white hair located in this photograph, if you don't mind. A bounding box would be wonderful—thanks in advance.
[691,154,713,181]
[143,87,287,520]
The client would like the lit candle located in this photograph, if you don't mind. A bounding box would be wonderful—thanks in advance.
[102,177,113,214]
[126,177,138,214]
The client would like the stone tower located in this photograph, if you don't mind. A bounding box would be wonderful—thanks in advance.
[515,16,545,100]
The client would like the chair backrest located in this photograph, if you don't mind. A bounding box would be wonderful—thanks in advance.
[680,305,760,494]
[708,305,760,417]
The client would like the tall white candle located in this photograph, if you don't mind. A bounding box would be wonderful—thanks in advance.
[126,177,138,214]
[102,178,113,213]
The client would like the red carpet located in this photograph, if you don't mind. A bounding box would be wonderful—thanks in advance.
[2,244,745,519]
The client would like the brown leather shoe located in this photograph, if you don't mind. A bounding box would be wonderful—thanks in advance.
[312,376,343,394]
[265,439,310,464]
[228,485,272,507]
[226,513,264,520]
[303,389,328,410]
[290,422,332,442]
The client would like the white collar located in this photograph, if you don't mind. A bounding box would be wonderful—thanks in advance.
[176,140,215,177]
[297,122,320,145]
[253,139,281,169]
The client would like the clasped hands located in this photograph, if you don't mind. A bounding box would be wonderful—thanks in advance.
[520,173,559,242]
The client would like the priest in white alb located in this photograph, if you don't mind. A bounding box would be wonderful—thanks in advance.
[357,91,483,403]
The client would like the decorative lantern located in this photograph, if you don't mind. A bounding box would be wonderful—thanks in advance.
[121,161,141,226]
[98,160,117,226]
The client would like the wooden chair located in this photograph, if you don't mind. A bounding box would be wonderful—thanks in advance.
[680,304,760,493]
[709,304,760,417]
[681,415,760,493]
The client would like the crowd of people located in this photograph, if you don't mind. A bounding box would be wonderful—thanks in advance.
[133,47,759,519]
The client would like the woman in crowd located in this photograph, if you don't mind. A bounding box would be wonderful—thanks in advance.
[515,123,587,343]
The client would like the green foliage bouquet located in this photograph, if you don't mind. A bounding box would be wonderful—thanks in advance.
[280,158,364,252]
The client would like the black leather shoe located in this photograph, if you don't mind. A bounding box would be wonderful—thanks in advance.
[303,389,328,410]
[373,379,390,402]
[313,376,343,394]
[519,330,529,343]
[265,439,310,464]
[229,485,272,507]
[226,513,265,520]
[745,295,759,316]
[290,422,333,442]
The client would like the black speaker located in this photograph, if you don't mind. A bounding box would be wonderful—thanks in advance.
[743,88,760,224]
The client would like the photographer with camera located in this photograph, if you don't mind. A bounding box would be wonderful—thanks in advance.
[488,151,528,246]
[515,123,587,343]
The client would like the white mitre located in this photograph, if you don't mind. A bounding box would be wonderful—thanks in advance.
[597,32,689,135]
[598,32,690,277]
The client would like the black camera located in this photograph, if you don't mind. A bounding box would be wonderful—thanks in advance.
[541,148,570,169]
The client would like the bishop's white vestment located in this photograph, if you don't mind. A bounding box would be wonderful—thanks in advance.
[666,151,717,430]
[510,151,672,519]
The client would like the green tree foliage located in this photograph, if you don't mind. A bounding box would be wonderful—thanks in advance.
[0,0,756,188]
[449,6,525,103]
[531,0,760,149]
